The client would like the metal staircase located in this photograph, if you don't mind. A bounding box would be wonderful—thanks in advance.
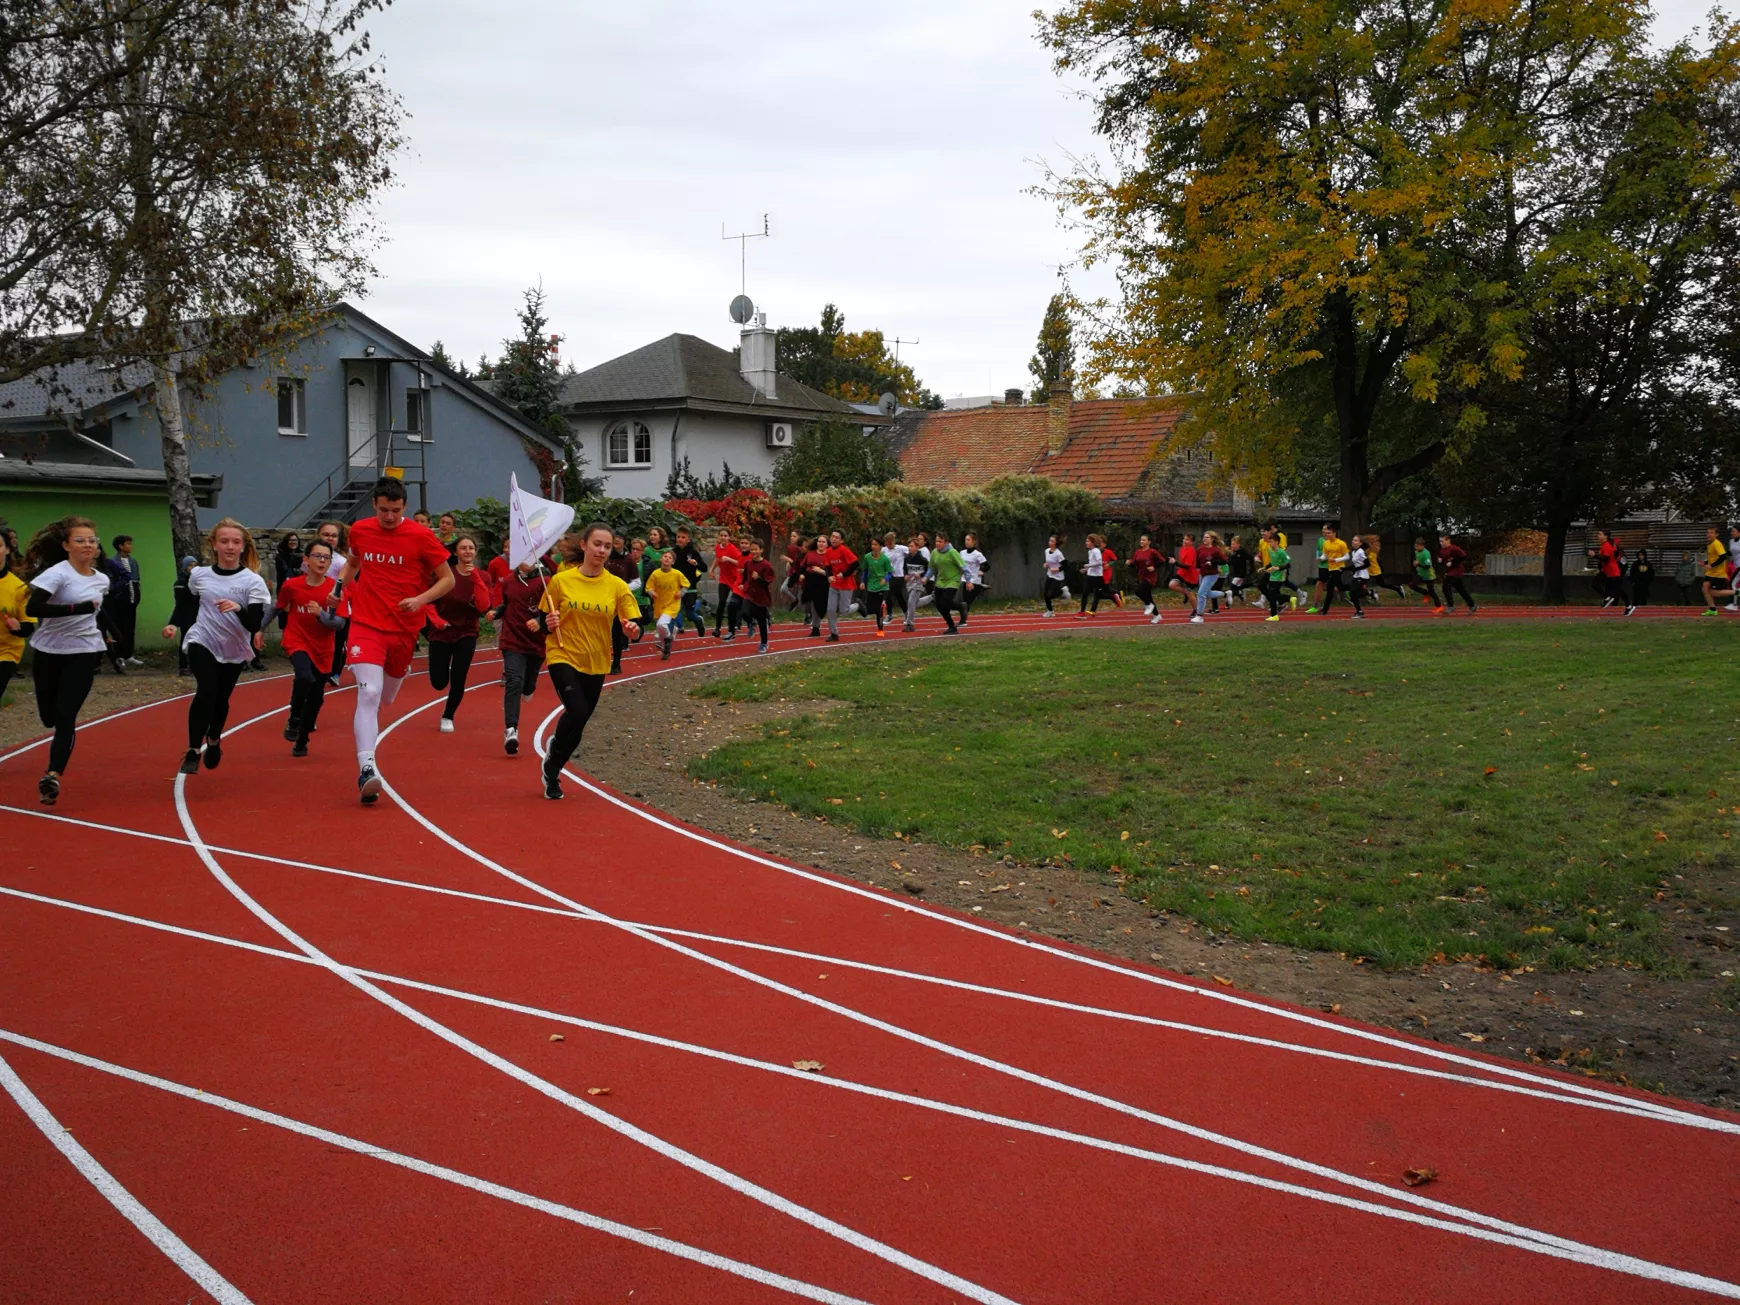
[277,429,431,532]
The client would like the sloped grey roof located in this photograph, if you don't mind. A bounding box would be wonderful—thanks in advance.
[0,458,222,503]
[558,334,858,418]
[0,358,153,423]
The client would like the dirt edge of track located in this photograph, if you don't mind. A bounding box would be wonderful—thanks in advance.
[582,629,1740,1114]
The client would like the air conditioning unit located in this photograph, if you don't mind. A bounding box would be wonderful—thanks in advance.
[766,421,794,448]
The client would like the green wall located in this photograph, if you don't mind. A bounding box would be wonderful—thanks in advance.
[0,486,181,647]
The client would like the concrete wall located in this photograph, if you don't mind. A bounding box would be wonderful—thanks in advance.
[573,409,782,498]
[97,317,548,529]
[0,484,181,646]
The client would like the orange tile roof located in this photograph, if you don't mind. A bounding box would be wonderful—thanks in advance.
[893,405,1051,490]
[895,397,1193,498]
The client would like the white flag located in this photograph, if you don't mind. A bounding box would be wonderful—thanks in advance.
[508,473,575,569]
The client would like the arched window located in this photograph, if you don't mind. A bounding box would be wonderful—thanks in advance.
[606,420,652,467]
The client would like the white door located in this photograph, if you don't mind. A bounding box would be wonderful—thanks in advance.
[346,372,376,470]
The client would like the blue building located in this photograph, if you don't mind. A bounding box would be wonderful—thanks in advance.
[0,302,560,532]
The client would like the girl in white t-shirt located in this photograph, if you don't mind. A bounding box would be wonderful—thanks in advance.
[166,519,271,776]
[958,532,988,627]
[1077,534,1105,616]
[23,516,110,805]
[1041,535,1066,616]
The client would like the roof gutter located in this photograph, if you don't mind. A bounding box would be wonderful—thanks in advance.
[63,419,136,467]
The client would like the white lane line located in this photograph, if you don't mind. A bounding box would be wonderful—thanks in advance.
[542,664,1717,1128]
[170,773,1021,1305]
[0,1046,253,1304]
[0,1029,874,1305]
[0,808,1708,1131]
[7,885,1738,1298]
[378,692,1728,1280]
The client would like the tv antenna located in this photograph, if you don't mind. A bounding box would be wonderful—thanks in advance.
[722,214,770,298]
[890,335,920,364]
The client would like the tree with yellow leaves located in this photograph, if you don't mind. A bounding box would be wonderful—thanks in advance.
[1040,0,1656,536]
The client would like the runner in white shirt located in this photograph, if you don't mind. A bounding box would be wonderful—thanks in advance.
[1078,537,1105,615]
[958,532,988,627]
[166,519,272,775]
[22,516,111,805]
[1042,535,1066,616]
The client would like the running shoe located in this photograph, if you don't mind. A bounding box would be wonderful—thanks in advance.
[1189,614,1204,624]
[757,641,769,653]
[903,624,915,632]
[179,748,202,775]
[505,727,519,755]
[283,719,298,741]
[660,638,671,661]
[1264,614,1281,622]
[1150,614,1163,625]
[1042,610,1054,618]
[1433,606,1445,614]
[1603,596,1615,608]
[1726,603,1739,612]
[809,627,821,637]
[1468,605,1479,614]
[827,633,841,643]
[724,631,738,642]
[1305,607,1319,615]
[358,764,382,805]
[202,739,222,770]
[1289,597,1300,610]
[1351,612,1366,620]
[1623,605,1636,616]
[1703,608,1719,616]
[1143,604,1155,616]
[439,717,455,733]
[542,758,563,800]
[291,738,308,757]
[875,629,885,638]
[38,772,59,806]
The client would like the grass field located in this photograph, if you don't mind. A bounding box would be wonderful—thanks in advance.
[690,622,1740,970]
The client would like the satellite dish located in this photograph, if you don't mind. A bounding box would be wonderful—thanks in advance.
[729,294,756,325]
[877,392,899,416]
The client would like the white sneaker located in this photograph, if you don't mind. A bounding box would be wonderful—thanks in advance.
[1060,587,1071,599]
[504,727,519,756]
[1726,603,1738,611]
[439,717,455,733]
[1189,614,1204,624]
[1150,613,1162,624]
[1143,603,1155,616]
[1042,609,1054,618]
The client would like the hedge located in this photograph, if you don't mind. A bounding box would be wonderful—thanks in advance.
[782,476,1103,546]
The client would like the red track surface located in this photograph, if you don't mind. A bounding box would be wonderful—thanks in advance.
[3,603,1738,1303]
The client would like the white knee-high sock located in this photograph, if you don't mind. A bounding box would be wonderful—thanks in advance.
[353,663,384,765]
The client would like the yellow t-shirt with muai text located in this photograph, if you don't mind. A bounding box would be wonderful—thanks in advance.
[0,571,28,662]
[1707,539,1729,578]
[539,567,640,675]
[644,567,689,619]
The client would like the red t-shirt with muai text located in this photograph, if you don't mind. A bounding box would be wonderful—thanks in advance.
[346,517,451,634]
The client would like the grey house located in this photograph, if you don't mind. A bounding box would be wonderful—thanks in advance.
[559,317,868,497]
[0,302,560,531]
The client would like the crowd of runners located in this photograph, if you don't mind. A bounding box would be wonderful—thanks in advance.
[3,484,1737,810]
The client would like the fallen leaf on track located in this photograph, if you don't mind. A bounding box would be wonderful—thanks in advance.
[548,1033,565,1042]
[1212,974,1234,986]
[1402,1167,1438,1187]
[587,1087,611,1096]
[792,1060,825,1073]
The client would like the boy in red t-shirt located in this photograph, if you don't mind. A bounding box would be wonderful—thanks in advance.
[342,478,454,802]
[710,528,745,640]
[823,529,859,641]
[275,538,343,756]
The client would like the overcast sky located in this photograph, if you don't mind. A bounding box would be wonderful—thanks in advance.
[357,0,1718,401]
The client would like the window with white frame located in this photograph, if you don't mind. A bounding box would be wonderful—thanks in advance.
[406,388,429,440]
[606,419,653,467]
[276,378,306,434]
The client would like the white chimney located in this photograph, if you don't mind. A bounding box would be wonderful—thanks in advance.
[740,312,777,400]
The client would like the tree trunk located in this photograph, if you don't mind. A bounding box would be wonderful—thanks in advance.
[1541,512,1572,605]
[153,361,203,563]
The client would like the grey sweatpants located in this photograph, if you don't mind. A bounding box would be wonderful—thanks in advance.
[826,588,854,637]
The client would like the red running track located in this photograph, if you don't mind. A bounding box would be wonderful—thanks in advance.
[2,603,1737,1303]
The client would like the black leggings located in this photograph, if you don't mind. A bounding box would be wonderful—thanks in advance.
[186,642,246,749]
[713,585,740,633]
[330,618,350,682]
[288,651,329,741]
[32,650,101,773]
[428,635,477,720]
[1443,576,1477,610]
[1043,577,1065,612]
[1133,581,1155,608]
[934,587,960,632]
[741,601,770,644]
[545,663,604,773]
[0,659,16,703]
[501,650,543,728]
[1410,578,1442,605]
[864,591,891,627]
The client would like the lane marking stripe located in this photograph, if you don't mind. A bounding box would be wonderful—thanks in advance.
[0,1047,254,1304]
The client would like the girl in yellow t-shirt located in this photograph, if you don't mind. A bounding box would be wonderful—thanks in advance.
[535,523,641,799]
[642,550,690,662]
[0,530,34,704]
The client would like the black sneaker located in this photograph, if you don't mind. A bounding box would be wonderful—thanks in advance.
[358,764,382,805]
[283,719,298,741]
[1624,605,1636,616]
[541,759,563,800]
[38,772,59,806]
[757,641,769,653]
[202,739,222,770]
[505,727,519,756]
[291,738,308,758]
[179,748,202,775]
[660,638,671,661]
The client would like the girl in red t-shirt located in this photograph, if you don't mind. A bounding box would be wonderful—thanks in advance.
[275,539,344,756]
[1591,529,1634,614]
[1130,534,1165,623]
[1168,534,1200,612]
[426,536,495,731]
